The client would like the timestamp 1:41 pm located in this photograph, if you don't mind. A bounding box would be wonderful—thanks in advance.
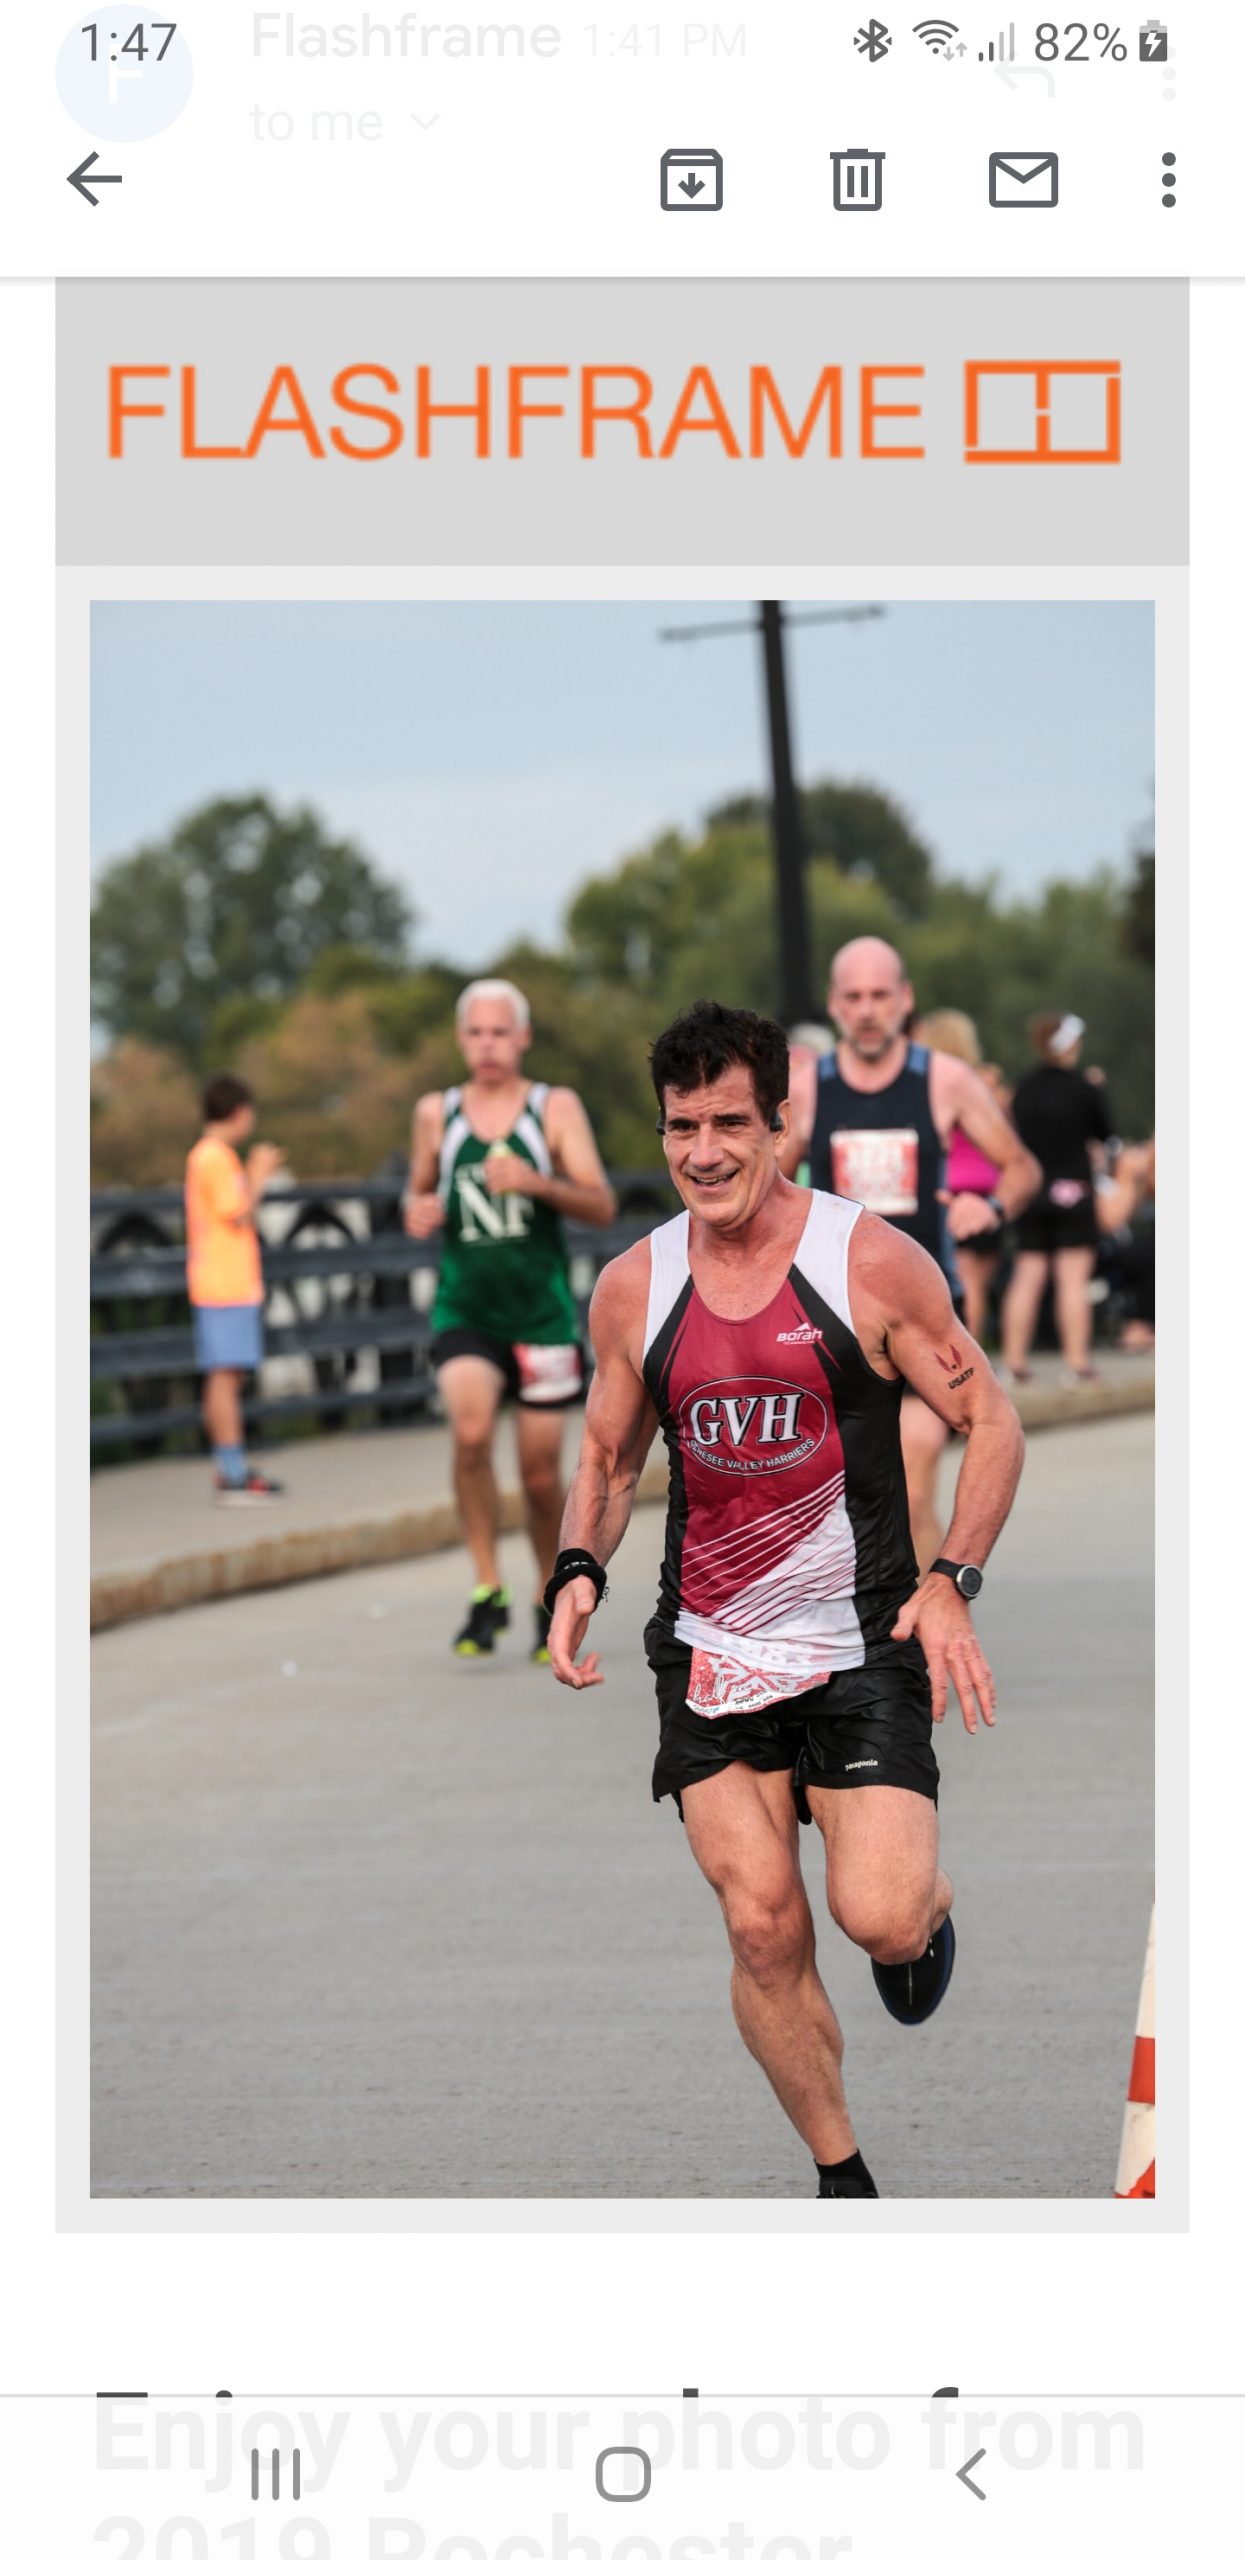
[582,23,747,55]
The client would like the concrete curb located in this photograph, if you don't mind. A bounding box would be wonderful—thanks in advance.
[90,1370,1155,1635]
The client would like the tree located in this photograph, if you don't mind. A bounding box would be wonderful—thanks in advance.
[707,781,936,918]
[91,795,414,1066]
[90,1040,201,1189]
[565,806,905,1017]
[1120,850,1155,968]
[234,989,415,1177]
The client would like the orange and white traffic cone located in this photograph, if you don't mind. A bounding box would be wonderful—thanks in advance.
[1114,1904,1155,2198]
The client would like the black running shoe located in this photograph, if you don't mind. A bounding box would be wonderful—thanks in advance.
[452,1585,511,1657]
[817,2167,880,2199]
[871,1914,956,2025]
[531,1603,553,1665]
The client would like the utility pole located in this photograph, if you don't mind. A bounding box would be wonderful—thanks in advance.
[759,602,811,1023]
[659,602,883,1025]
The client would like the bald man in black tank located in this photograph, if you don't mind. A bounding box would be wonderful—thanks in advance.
[547,1002,1025,2199]
[784,940,1039,1570]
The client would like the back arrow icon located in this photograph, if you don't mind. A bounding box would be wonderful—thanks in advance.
[957,2451,987,2501]
[68,151,123,206]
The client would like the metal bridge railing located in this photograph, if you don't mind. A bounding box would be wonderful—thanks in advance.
[90,1171,670,1456]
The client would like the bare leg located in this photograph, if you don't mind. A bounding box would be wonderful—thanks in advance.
[202,1367,243,1453]
[900,1392,950,1576]
[515,1402,567,1595]
[1000,1249,1050,1377]
[435,1356,506,1589]
[954,1246,998,1347]
[1053,1245,1097,1374]
[808,1784,951,1963]
[682,1763,857,2163]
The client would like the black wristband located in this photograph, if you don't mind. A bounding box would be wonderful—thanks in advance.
[544,1549,608,1615]
[985,1195,1006,1227]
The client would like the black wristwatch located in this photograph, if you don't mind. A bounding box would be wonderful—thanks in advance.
[930,1558,984,1600]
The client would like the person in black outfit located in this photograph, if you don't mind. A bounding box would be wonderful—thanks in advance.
[1000,1012,1112,1382]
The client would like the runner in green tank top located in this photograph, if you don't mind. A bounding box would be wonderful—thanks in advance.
[405,978,617,1662]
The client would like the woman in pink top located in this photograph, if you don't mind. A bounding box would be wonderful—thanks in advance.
[918,1011,1007,1341]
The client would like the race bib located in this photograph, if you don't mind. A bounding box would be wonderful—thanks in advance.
[514,1341,582,1405]
[830,1125,920,1216]
[687,1647,824,1719]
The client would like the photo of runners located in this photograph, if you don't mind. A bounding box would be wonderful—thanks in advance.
[90,600,1155,2205]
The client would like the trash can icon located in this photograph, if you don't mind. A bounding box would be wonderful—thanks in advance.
[830,147,885,211]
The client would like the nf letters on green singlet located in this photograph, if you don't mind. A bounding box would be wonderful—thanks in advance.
[432,1082,578,1346]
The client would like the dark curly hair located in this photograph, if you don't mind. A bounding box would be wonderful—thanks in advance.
[650,1001,789,1127]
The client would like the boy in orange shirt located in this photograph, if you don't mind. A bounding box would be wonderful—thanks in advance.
[184,1075,285,1503]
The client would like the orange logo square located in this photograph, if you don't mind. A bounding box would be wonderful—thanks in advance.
[964,360,1121,463]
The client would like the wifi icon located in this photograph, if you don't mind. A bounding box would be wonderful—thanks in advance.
[913,17,960,49]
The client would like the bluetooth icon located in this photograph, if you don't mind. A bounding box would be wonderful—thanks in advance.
[854,19,893,59]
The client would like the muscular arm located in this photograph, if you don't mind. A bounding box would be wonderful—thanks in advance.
[935,1054,1041,1220]
[548,1248,659,1689]
[540,1087,618,1227]
[408,1091,442,1193]
[850,1213,1026,1730]
[404,1091,446,1237]
[483,1087,618,1225]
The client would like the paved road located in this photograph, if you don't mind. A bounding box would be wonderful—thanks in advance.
[92,1415,1153,2202]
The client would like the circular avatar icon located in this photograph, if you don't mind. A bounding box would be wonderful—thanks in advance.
[57,15,193,143]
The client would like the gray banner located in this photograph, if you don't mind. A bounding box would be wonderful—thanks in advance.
[58,278,1187,567]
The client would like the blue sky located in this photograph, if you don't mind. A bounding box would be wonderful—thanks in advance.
[92,600,1153,965]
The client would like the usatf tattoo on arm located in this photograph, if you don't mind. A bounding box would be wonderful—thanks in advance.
[933,1340,976,1390]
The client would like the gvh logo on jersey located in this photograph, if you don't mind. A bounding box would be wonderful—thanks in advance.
[678,1375,828,1476]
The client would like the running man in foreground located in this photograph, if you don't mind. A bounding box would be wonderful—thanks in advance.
[406,978,617,1661]
[782,938,1038,1570]
[547,1001,1024,2198]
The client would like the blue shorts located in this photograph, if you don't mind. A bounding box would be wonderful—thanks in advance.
[192,1301,263,1373]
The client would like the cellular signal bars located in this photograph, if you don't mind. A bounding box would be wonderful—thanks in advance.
[981,23,1016,59]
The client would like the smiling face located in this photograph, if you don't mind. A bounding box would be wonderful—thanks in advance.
[458,996,531,1085]
[828,938,912,1065]
[661,1064,785,1232]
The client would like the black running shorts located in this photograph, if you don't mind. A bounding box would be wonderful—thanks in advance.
[1013,1189,1099,1255]
[645,1618,940,1818]
[429,1327,585,1409]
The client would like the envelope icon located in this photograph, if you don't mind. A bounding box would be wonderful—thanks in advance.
[989,150,1059,208]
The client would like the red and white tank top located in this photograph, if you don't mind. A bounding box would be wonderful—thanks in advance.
[641,1189,916,1716]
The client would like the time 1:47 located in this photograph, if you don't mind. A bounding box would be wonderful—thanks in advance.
[81,21,178,60]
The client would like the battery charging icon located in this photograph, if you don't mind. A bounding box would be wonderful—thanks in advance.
[1139,19,1169,59]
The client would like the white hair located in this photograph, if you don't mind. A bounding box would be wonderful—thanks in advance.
[455,977,530,1033]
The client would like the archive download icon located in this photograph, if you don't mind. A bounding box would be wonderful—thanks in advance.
[661,149,724,210]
